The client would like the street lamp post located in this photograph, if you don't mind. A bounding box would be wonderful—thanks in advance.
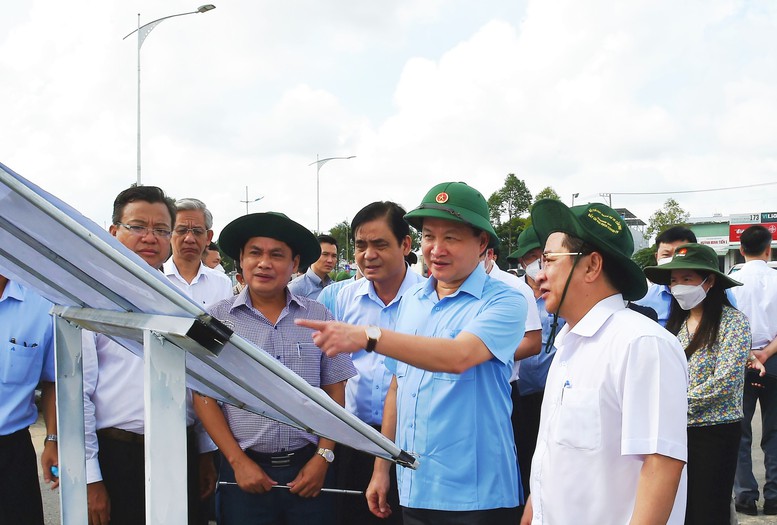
[309,154,356,233]
[123,4,216,186]
[572,193,579,206]
[240,186,264,215]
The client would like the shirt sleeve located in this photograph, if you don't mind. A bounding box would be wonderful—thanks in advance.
[82,331,103,483]
[317,303,357,386]
[619,334,689,462]
[461,285,526,364]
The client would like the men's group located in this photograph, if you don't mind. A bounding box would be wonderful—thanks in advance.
[1,180,775,525]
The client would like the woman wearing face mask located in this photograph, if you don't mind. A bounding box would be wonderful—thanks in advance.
[644,243,751,525]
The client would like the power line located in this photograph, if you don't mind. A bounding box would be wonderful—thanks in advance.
[608,181,777,196]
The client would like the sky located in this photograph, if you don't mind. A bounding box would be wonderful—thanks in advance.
[2,0,777,239]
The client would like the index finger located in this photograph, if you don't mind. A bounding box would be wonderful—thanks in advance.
[295,319,328,330]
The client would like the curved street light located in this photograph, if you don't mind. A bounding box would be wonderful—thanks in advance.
[123,5,216,186]
[309,155,356,233]
[240,186,264,215]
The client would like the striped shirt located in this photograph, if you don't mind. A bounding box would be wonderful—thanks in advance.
[208,287,356,453]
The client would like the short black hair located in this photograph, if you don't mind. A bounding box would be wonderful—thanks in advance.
[206,242,219,252]
[741,225,772,255]
[317,234,338,251]
[655,226,696,248]
[112,185,176,226]
[351,201,410,245]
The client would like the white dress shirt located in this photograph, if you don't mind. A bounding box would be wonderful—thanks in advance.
[530,295,689,524]
[163,260,233,309]
[729,260,777,350]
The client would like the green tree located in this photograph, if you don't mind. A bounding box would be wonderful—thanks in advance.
[533,186,561,204]
[487,173,532,254]
[646,198,690,239]
[328,220,353,263]
[631,246,657,270]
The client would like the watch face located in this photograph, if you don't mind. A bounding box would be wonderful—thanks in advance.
[366,326,381,339]
[324,450,335,462]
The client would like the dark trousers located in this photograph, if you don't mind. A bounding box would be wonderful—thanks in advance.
[402,506,520,525]
[217,447,335,525]
[97,429,200,525]
[335,443,402,525]
[735,375,777,502]
[686,422,741,525]
[0,428,44,525]
[512,385,544,499]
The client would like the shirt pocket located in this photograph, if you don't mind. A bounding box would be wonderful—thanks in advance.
[286,343,321,387]
[554,387,601,450]
[1,343,42,385]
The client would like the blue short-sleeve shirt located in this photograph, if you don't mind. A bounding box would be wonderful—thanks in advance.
[385,265,526,511]
[0,281,55,435]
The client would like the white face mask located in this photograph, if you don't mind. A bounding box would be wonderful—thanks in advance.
[670,277,708,310]
[524,259,541,280]
[656,256,673,266]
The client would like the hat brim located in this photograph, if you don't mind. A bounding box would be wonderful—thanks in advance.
[218,213,321,267]
[644,261,742,289]
[404,205,500,248]
[531,199,647,301]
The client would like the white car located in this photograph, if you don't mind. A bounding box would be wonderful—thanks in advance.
[728,261,777,274]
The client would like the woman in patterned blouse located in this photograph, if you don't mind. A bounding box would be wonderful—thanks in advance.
[644,243,751,525]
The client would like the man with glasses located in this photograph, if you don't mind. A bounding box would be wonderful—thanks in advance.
[83,186,212,525]
[163,198,232,310]
[519,200,689,525]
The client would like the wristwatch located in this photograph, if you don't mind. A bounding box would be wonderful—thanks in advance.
[365,326,382,353]
[44,434,58,446]
[316,447,335,463]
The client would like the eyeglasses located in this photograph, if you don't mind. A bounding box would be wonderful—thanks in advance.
[539,252,583,269]
[115,222,173,239]
[173,226,208,237]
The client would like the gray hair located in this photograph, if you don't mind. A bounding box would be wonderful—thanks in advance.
[175,198,213,230]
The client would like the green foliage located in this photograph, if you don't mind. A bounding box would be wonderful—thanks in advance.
[487,173,533,255]
[328,220,354,262]
[646,198,690,239]
[632,246,657,270]
[533,186,561,204]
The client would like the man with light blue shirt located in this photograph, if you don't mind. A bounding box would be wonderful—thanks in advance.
[0,274,57,525]
[289,235,338,300]
[299,182,527,525]
[329,201,424,525]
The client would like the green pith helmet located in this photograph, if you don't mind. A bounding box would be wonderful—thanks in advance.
[404,182,499,247]
[644,243,742,289]
[531,199,647,301]
[510,225,542,260]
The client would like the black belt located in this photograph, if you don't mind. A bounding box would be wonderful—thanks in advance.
[245,444,316,468]
[97,425,195,445]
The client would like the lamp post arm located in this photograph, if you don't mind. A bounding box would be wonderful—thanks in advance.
[123,9,204,45]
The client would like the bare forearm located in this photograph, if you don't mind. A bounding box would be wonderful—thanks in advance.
[193,394,245,466]
[514,330,541,361]
[630,454,684,525]
[373,329,492,373]
[40,382,57,434]
[373,377,398,476]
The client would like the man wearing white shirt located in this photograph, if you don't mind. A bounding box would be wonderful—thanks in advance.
[163,198,232,310]
[83,186,214,525]
[521,200,688,525]
[329,201,424,525]
[732,225,777,516]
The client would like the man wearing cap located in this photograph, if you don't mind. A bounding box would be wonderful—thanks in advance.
[299,182,528,525]
[732,225,777,516]
[520,200,689,525]
[507,226,563,501]
[193,212,356,525]
[289,234,339,300]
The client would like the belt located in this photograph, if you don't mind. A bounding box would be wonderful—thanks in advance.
[245,444,316,468]
[97,425,195,445]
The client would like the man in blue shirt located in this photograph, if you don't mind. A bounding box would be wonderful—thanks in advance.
[329,201,425,525]
[289,235,339,299]
[299,182,527,525]
[0,274,57,525]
